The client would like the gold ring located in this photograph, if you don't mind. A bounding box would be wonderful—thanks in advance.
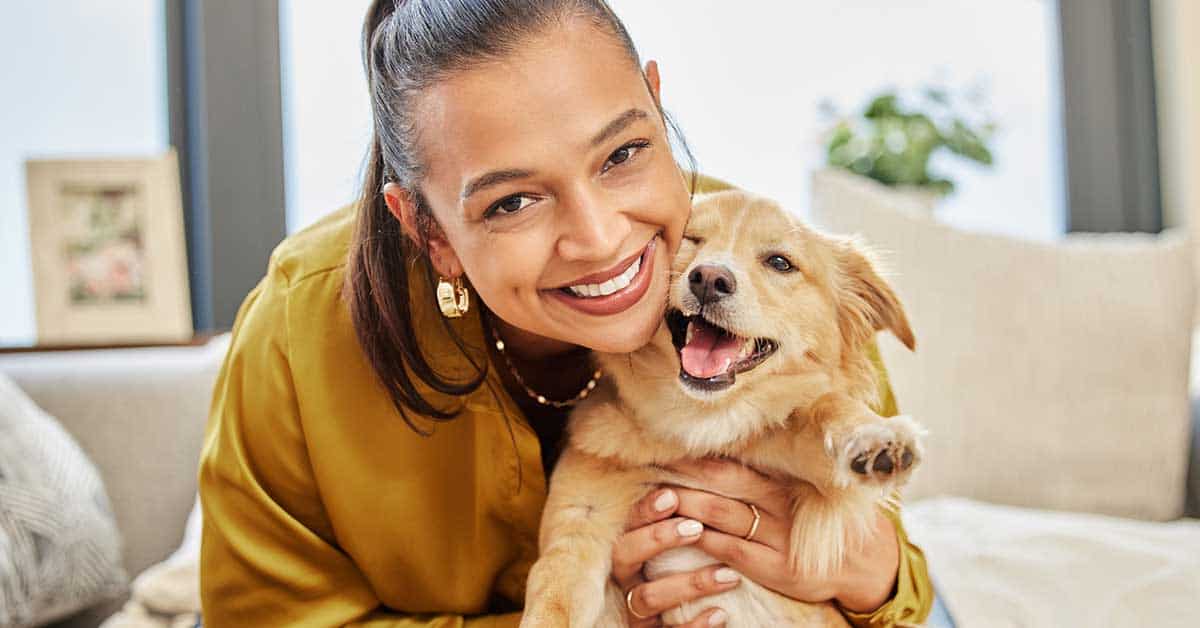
[743,503,761,542]
[625,586,652,620]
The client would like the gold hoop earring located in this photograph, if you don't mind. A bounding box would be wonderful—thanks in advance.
[436,275,470,318]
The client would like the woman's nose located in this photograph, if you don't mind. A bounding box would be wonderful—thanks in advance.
[555,189,632,262]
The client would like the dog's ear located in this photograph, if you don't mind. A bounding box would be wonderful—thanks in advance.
[833,240,916,352]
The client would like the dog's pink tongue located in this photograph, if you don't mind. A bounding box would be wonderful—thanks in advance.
[680,321,742,379]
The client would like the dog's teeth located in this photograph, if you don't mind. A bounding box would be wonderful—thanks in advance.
[685,321,696,345]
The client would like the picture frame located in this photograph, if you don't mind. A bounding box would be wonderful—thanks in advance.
[24,150,193,346]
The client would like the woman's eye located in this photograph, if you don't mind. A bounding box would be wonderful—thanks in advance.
[765,254,795,273]
[602,140,650,173]
[485,194,535,218]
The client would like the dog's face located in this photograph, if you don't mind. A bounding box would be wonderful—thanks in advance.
[660,190,915,404]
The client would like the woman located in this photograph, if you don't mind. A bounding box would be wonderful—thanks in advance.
[198,1,935,626]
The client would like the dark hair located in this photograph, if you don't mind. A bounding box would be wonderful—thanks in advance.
[344,0,697,433]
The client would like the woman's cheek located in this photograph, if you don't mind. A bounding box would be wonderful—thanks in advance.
[660,201,691,258]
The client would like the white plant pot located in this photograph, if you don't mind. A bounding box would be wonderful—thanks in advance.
[811,168,942,224]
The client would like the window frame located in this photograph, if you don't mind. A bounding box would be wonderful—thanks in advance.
[166,0,286,332]
[1058,0,1163,233]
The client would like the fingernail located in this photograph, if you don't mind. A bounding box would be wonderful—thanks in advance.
[714,568,740,584]
[709,609,728,626]
[654,490,677,512]
[677,519,703,537]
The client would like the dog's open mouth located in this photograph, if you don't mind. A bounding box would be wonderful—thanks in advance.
[666,310,779,392]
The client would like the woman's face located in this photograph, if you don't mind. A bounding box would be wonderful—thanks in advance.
[388,19,691,354]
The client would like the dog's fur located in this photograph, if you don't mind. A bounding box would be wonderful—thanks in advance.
[520,190,925,627]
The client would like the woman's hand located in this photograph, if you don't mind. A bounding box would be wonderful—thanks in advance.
[611,488,740,626]
[665,458,901,614]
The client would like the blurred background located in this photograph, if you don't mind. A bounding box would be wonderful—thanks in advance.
[1,2,1198,627]
[3,0,1194,343]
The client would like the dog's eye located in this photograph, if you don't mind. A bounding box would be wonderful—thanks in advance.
[683,235,703,245]
[765,254,795,273]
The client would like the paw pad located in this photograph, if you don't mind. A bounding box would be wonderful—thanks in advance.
[849,443,914,478]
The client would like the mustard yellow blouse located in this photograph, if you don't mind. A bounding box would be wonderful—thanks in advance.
[198,176,933,627]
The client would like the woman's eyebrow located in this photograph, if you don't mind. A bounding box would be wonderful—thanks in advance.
[461,108,650,201]
[462,168,533,200]
[590,108,649,147]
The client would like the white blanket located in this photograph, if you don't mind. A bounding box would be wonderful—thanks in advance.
[905,497,1200,628]
[100,497,201,628]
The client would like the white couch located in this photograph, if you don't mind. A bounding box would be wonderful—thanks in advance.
[812,168,1200,626]
[0,337,227,627]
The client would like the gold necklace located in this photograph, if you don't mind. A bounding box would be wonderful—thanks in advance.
[486,317,601,408]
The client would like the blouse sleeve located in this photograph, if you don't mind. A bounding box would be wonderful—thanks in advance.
[837,505,934,627]
[197,265,520,628]
[834,341,935,627]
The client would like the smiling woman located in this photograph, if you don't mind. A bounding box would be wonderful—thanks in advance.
[198,1,932,626]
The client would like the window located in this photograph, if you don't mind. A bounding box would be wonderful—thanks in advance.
[0,1,168,346]
[609,0,1064,240]
[278,0,1064,241]
[280,0,373,234]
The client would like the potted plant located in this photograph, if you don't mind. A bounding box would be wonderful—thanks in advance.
[820,86,996,210]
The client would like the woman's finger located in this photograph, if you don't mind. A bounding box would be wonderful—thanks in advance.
[665,459,789,515]
[626,565,740,622]
[626,487,681,530]
[671,487,790,553]
[611,516,704,586]
[692,528,793,593]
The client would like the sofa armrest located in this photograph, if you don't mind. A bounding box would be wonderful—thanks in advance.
[0,335,229,578]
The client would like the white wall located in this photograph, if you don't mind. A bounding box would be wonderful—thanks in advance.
[0,1,167,346]
[281,1,1063,241]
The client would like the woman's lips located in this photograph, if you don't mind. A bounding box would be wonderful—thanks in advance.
[546,236,657,317]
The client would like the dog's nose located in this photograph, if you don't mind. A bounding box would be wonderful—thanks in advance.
[688,264,737,304]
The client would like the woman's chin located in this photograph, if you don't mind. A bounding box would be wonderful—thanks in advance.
[586,325,658,355]
[576,294,668,354]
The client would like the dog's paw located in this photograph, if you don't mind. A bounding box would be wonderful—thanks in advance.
[828,415,925,489]
[521,556,609,628]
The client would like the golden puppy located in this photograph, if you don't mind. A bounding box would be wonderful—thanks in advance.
[521,190,924,627]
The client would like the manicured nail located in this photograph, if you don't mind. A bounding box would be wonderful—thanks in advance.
[677,519,703,537]
[654,490,677,512]
[714,568,740,584]
[708,609,728,626]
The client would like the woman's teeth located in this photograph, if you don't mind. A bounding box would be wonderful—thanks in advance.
[566,256,641,298]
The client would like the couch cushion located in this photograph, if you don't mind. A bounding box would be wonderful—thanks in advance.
[0,372,127,626]
[812,168,1195,520]
[905,497,1200,627]
[0,335,228,581]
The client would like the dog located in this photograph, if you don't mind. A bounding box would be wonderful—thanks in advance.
[520,189,925,627]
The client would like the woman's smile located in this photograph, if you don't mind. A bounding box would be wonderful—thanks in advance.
[546,233,660,317]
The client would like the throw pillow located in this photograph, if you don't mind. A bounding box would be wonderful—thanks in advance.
[0,371,127,626]
[812,168,1195,520]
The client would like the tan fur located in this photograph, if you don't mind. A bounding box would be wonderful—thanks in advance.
[521,191,926,627]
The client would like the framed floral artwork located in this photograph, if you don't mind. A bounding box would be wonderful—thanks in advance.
[24,150,192,345]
